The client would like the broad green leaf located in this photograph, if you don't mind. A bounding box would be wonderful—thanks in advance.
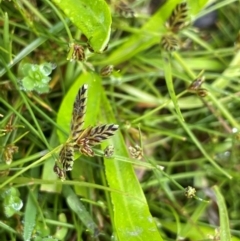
[57,72,101,143]
[100,87,163,241]
[52,0,111,52]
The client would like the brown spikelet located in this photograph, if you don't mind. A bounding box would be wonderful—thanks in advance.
[75,124,119,156]
[81,124,119,146]
[104,145,114,158]
[59,143,74,171]
[128,145,143,160]
[71,84,88,142]
[188,76,205,91]
[53,163,66,181]
[167,2,188,33]
[100,65,114,77]
[79,143,95,157]
[161,34,180,52]
[70,44,85,61]
[114,2,134,18]
[188,76,207,97]
[196,88,207,97]
[54,83,119,179]
[3,144,18,165]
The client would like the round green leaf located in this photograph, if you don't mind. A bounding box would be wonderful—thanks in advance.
[22,76,34,91]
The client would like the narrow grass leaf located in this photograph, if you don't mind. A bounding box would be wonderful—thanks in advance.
[175,113,232,179]
[213,186,232,241]
[163,54,184,122]
[207,92,240,130]
[212,50,240,89]
[100,87,163,241]
[0,220,17,234]
[52,0,111,52]
[23,188,38,241]
[41,131,62,193]
[179,201,209,238]
[62,185,98,236]
[3,12,10,62]
[161,222,217,240]
[163,221,240,241]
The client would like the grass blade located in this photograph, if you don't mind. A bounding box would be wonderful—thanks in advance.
[62,185,98,236]
[163,54,184,122]
[175,112,232,179]
[23,187,38,241]
[213,186,232,241]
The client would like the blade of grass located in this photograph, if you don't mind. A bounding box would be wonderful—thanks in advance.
[0,145,61,189]
[62,185,98,236]
[212,50,240,89]
[0,221,17,234]
[207,92,240,130]
[179,201,209,238]
[0,151,45,171]
[213,185,232,241]
[3,12,10,63]
[0,97,42,139]
[23,187,38,241]
[174,112,232,179]
[45,0,73,41]
[163,53,184,122]
[21,0,52,27]
[41,131,62,193]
